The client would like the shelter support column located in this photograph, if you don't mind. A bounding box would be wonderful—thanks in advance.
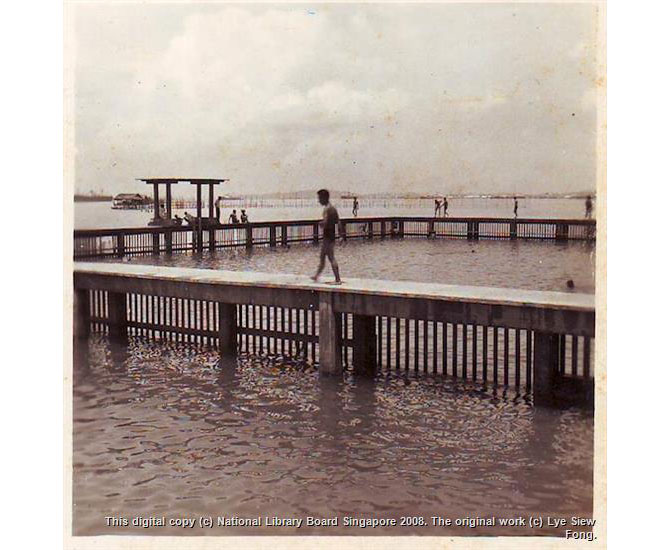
[318,293,342,375]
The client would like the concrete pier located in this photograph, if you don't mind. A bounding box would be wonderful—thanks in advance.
[73,262,595,407]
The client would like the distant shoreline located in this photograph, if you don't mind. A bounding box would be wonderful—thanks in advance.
[74,195,113,202]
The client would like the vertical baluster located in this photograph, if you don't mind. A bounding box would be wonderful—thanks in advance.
[583,337,591,378]
[386,316,391,371]
[461,324,467,379]
[526,329,533,391]
[482,326,489,383]
[452,323,458,377]
[414,319,419,372]
[493,327,499,386]
[515,328,521,388]
[404,318,410,372]
[442,322,448,375]
[472,325,478,382]
[572,335,579,376]
[503,327,510,386]
[395,317,401,370]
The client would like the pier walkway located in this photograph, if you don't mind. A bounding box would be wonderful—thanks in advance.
[74,216,596,259]
[74,262,595,407]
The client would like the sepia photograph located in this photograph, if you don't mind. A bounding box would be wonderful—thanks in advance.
[66,0,605,545]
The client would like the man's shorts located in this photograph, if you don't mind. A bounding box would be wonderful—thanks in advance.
[321,238,336,256]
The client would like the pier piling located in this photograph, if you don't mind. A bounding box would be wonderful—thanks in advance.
[318,293,342,375]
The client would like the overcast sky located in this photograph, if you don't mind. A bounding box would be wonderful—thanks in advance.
[71,2,601,197]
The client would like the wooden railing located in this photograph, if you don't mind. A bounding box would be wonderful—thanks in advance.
[73,216,596,259]
[74,262,595,407]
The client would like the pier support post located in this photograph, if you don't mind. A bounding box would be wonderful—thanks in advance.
[281,225,288,247]
[427,220,435,238]
[510,221,518,240]
[398,220,404,239]
[466,221,480,240]
[245,225,253,249]
[165,229,172,254]
[269,226,277,247]
[341,221,347,241]
[380,221,386,239]
[367,221,374,239]
[218,302,237,356]
[352,314,376,376]
[556,223,569,241]
[318,293,342,375]
[115,234,125,258]
[152,232,160,255]
[533,331,560,406]
[107,291,128,344]
[73,288,90,340]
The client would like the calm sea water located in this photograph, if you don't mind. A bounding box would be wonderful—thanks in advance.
[111,237,595,294]
[74,206,596,537]
[74,337,593,536]
[74,197,594,230]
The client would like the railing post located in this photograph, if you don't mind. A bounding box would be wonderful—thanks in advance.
[352,314,376,376]
[556,223,569,241]
[510,221,517,240]
[73,288,90,340]
[245,225,253,249]
[380,220,386,239]
[209,228,216,251]
[313,223,319,244]
[281,225,288,247]
[427,220,435,238]
[115,233,125,258]
[367,221,373,239]
[473,221,479,240]
[318,292,342,375]
[107,291,128,344]
[218,302,237,357]
[533,331,560,406]
[398,220,405,239]
[269,225,277,247]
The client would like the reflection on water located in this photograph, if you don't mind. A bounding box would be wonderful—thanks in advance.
[73,336,593,536]
[115,237,596,293]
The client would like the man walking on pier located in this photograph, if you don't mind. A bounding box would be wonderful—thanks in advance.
[311,189,342,284]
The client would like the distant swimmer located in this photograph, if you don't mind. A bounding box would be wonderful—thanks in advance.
[434,198,442,217]
[443,197,449,217]
[585,196,593,219]
[352,196,359,217]
[240,209,249,223]
[311,188,342,284]
[228,209,239,224]
[513,197,519,219]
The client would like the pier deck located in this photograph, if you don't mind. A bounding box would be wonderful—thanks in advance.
[74,262,595,407]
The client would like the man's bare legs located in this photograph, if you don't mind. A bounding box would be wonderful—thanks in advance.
[312,241,341,283]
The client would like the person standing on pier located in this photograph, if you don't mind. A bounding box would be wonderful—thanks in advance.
[228,209,239,224]
[513,197,519,218]
[215,196,224,223]
[443,197,449,217]
[434,198,442,217]
[240,209,249,223]
[311,189,342,284]
[585,195,593,218]
[352,196,359,217]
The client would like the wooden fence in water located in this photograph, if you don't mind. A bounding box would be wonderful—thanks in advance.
[74,263,595,407]
[74,216,596,259]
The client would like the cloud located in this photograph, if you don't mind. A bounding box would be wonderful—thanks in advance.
[73,3,600,196]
